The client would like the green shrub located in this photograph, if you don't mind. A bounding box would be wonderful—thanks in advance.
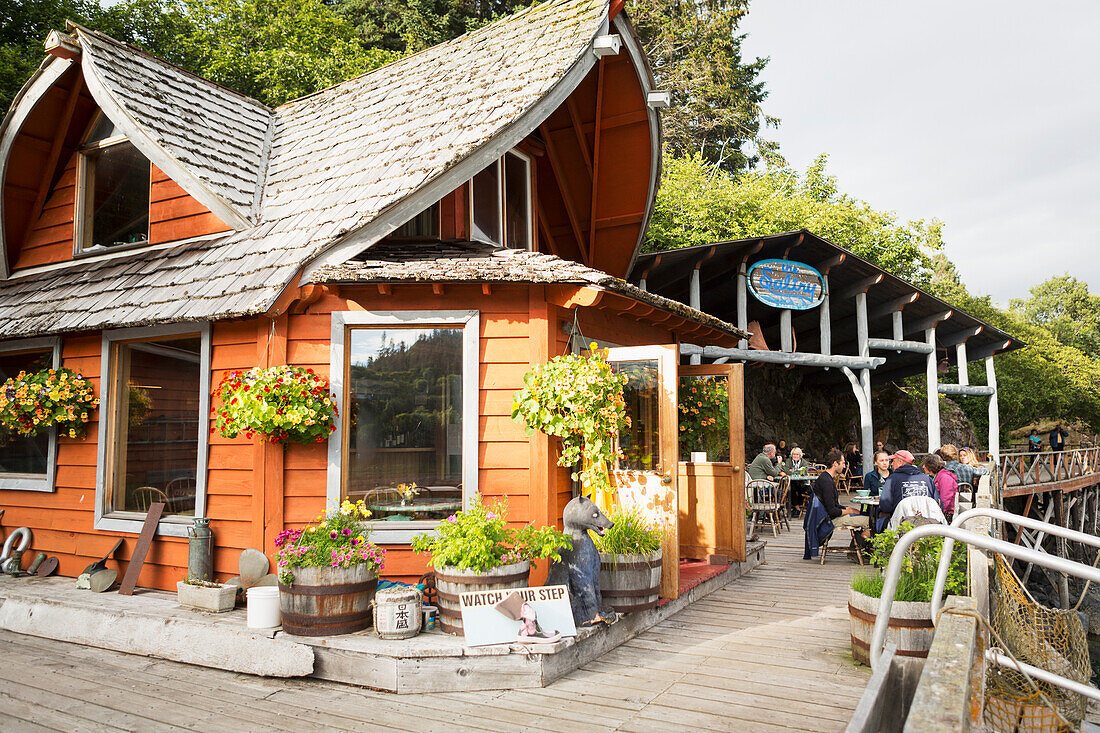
[850,522,967,603]
[593,507,662,555]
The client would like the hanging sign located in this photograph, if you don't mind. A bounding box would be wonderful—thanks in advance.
[747,259,825,310]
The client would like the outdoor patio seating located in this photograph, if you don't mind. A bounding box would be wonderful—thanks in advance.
[819,526,865,566]
[747,479,784,538]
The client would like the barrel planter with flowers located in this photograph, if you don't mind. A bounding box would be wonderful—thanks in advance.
[275,499,385,636]
[412,497,572,637]
[594,507,664,614]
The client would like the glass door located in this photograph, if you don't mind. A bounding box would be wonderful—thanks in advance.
[607,345,680,599]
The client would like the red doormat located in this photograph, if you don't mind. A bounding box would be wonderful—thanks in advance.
[657,560,728,607]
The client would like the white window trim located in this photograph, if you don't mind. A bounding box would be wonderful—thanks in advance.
[94,322,211,537]
[0,336,61,492]
[328,310,479,544]
[468,150,534,251]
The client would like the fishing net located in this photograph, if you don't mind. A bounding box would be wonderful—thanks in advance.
[983,555,1090,731]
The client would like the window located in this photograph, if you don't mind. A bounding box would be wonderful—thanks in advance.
[391,202,440,239]
[470,151,531,249]
[328,311,478,542]
[96,325,210,536]
[0,337,60,492]
[76,113,150,253]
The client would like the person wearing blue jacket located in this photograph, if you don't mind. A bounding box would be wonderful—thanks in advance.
[876,449,939,532]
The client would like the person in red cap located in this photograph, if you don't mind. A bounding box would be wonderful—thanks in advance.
[876,449,940,532]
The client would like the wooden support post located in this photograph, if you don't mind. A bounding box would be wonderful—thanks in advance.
[855,292,873,464]
[780,310,793,353]
[925,327,941,451]
[892,311,904,344]
[986,356,1000,464]
[736,263,749,350]
[956,341,969,386]
[689,268,702,365]
[586,57,606,266]
[819,276,832,357]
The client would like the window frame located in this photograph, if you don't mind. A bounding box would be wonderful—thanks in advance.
[73,114,152,257]
[94,323,211,537]
[0,336,61,492]
[328,310,479,544]
[468,150,533,251]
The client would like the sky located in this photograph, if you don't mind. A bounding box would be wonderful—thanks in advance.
[739,1,1100,306]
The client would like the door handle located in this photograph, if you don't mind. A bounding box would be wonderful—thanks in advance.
[660,473,672,485]
[732,465,741,473]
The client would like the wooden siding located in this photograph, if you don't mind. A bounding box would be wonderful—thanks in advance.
[14,157,229,271]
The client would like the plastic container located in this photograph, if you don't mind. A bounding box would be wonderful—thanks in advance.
[247,586,281,629]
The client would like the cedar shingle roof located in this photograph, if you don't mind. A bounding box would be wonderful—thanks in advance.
[315,240,749,340]
[0,0,611,338]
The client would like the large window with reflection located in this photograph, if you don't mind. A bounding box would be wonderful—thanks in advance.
[329,311,478,540]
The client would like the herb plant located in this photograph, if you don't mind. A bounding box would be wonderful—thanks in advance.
[512,344,629,501]
[0,367,97,439]
[850,521,967,602]
[275,499,385,586]
[212,365,338,444]
[593,507,663,555]
[411,496,572,574]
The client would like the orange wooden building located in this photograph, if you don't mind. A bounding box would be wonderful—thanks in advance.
[0,0,747,592]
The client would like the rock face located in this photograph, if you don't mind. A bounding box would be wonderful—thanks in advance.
[742,367,979,462]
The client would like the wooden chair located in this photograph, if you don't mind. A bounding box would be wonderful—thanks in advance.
[819,526,865,566]
[775,476,792,532]
[747,479,783,538]
[133,486,170,512]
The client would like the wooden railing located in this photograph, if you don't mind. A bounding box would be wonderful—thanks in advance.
[998,447,1100,495]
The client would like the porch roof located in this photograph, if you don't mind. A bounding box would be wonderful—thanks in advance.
[314,240,748,344]
[630,229,1024,383]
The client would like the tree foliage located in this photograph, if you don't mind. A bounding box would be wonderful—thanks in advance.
[647,152,943,285]
[1008,275,1100,359]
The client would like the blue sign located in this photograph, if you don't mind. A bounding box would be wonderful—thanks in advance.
[747,259,825,310]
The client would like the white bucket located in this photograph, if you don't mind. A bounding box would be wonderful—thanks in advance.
[247,586,281,629]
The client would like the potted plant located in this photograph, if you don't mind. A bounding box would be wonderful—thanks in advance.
[0,367,97,439]
[593,506,663,613]
[512,343,629,509]
[212,365,338,444]
[177,576,237,613]
[411,497,572,636]
[848,521,967,665]
[275,499,386,636]
[678,376,729,461]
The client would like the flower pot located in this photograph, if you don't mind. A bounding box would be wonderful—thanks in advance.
[279,564,378,636]
[848,587,934,666]
[599,550,662,613]
[177,580,236,613]
[434,560,531,636]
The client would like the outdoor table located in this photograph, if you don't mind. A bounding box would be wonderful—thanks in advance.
[786,474,815,514]
[850,495,881,534]
[367,497,462,521]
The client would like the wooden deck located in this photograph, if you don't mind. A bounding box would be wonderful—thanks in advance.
[0,527,869,732]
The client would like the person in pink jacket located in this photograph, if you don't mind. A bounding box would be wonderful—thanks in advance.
[923,453,958,521]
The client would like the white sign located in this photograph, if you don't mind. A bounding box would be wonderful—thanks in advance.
[459,585,577,647]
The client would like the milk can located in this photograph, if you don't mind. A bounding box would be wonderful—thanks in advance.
[373,586,422,639]
[187,518,213,581]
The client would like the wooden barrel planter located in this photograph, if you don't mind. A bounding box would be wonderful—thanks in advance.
[599,551,662,613]
[279,564,378,636]
[848,588,934,666]
[434,560,530,636]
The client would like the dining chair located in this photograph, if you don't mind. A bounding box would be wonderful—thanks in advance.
[133,486,170,512]
[775,476,792,532]
[746,479,783,538]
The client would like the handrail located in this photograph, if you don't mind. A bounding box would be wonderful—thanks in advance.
[869,524,1100,671]
[997,446,1100,488]
[930,506,1100,621]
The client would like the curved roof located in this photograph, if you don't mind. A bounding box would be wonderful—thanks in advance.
[0,0,617,338]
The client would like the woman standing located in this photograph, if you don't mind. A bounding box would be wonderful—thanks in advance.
[1028,429,1042,452]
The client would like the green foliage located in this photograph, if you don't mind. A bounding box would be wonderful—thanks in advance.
[629,0,775,172]
[679,376,729,461]
[647,153,943,285]
[851,522,967,603]
[0,366,98,440]
[274,498,385,586]
[1009,275,1100,359]
[511,346,629,500]
[212,365,338,444]
[410,496,572,573]
[592,506,662,555]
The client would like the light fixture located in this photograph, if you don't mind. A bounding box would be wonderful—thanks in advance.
[646,91,672,109]
[593,34,621,58]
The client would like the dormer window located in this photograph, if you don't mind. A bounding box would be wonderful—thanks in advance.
[75,114,150,253]
[470,150,531,250]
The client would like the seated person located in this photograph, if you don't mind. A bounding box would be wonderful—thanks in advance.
[938,444,989,486]
[813,448,868,534]
[782,447,809,476]
[747,442,784,482]
[923,453,958,522]
[877,450,940,532]
[862,450,891,497]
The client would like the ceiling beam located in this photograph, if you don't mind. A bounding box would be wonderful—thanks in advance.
[540,121,589,265]
[836,274,884,300]
[906,310,953,334]
[565,96,592,176]
[585,57,606,265]
[868,293,919,320]
[967,339,1013,360]
[939,326,983,346]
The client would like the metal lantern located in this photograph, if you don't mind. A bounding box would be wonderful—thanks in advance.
[187,517,213,581]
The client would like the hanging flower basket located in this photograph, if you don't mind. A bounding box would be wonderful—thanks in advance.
[212,366,338,444]
[0,367,97,439]
[511,343,629,504]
